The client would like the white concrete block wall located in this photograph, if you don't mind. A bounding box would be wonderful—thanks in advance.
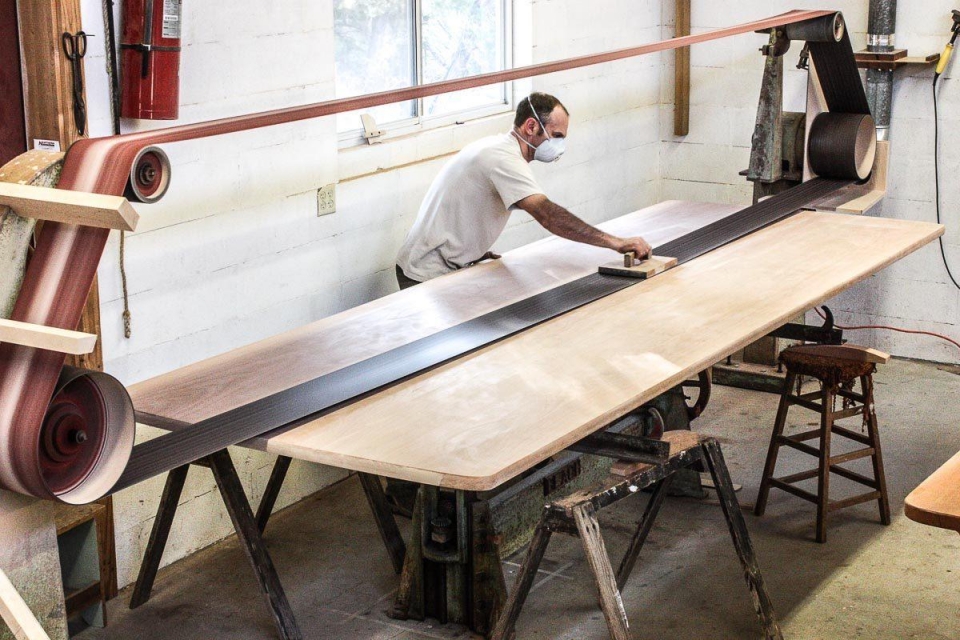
[659,0,960,364]
[659,0,866,204]
[78,0,347,589]
[76,0,664,587]
[506,0,663,250]
[70,0,959,590]
[842,2,960,364]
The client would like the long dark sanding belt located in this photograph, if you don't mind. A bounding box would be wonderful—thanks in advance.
[113,177,850,491]
[0,9,873,502]
[808,30,872,115]
[114,14,874,493]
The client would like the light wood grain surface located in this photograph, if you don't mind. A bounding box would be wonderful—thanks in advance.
[812,140,889,215]
[0,182,139,231]
[0,318,97,355]
[785,344,890,364]
[257,211,941,489]
[0,567,51,640]
[905,450,960,533]
[130,204,941,491]
[131,201,740,425]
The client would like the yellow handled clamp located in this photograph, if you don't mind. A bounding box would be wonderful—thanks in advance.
[938,10,960,77]
[938,43,954,76]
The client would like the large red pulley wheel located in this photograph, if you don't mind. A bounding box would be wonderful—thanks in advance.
[34,367,136,504]
[40,376,108,495]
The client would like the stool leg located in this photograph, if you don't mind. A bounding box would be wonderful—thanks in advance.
[572,503,630,640]
[490,512,553,640]
[616,475,673,591]
[755,372,797,516]
[816,385,834,544]
[702,439,783,640]
[861,375,891,526]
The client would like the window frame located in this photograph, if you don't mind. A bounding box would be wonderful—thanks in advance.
[336,0,515,148]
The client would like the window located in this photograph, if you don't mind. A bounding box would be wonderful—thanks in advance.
[334,0,511,140]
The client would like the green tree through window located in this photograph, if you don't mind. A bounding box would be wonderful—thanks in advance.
[335,0,508,135]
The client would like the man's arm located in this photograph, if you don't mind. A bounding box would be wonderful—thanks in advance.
[516,194,652,259]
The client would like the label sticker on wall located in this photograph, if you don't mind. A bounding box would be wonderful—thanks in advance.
[162,0,182,39]
[33,139,61,152]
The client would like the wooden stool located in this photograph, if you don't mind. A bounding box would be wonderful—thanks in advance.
[491,431,782,640]
[754,344,892,543]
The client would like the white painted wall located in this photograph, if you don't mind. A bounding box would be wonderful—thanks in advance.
[76,0,664,587]
[659,0,960,364]
[71,0,960,589]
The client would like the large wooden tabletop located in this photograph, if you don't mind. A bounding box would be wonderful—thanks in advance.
[130,200,740,426]
[130,202,942,491]
[905,450,960,533]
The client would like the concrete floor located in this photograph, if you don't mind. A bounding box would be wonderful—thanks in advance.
[78,358,960,639]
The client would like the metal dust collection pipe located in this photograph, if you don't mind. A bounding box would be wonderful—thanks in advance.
[867,0,897,140]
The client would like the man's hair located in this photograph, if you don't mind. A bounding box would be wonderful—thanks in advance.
[513,92,569,129]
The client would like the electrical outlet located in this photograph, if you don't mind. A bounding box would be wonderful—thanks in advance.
[317,184,336,216]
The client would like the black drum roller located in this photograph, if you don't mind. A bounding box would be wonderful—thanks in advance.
[784,13,845,43]
[807,112,877,182]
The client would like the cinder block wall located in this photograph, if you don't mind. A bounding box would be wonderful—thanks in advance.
[77,0,664,587]
[73,0,960,589]
[659,0,960,363]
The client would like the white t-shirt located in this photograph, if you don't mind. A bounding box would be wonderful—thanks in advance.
[396,132,544,281]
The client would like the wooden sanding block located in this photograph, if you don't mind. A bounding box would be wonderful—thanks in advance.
[599,251,678,279]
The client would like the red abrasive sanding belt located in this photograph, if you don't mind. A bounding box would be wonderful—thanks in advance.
[0,9,838,501]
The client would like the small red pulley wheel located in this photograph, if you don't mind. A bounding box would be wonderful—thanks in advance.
[125,145,171,203]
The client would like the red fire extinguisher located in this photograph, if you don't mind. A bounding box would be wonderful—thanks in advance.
[120,0,182,120]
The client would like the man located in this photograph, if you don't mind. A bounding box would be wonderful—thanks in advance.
[386,94,653,515]
[395,92,652,289]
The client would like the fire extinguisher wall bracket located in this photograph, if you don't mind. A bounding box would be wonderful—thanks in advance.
[120,0,182,120]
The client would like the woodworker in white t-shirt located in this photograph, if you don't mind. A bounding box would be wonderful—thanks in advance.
[395,92,653,289]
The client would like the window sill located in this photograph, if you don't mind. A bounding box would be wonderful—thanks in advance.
[337,109,516,182]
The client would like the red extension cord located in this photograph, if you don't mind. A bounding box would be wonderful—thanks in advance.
[814,307,960,352]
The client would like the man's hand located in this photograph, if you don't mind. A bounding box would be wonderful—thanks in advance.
[612,236,652,262]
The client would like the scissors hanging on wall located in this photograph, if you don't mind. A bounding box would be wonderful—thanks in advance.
[62,30,89,136]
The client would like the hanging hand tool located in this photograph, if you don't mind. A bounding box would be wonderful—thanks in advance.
[61,31,89,136]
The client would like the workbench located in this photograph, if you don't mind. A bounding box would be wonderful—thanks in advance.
[124,198,942,638]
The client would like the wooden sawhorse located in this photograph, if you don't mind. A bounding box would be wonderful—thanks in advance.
[492,431,782,640]
[130,450,406,640]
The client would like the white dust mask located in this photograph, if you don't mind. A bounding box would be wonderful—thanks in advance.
[516,96,566,163]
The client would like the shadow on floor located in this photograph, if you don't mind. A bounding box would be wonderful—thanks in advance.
[78,359,960,639]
